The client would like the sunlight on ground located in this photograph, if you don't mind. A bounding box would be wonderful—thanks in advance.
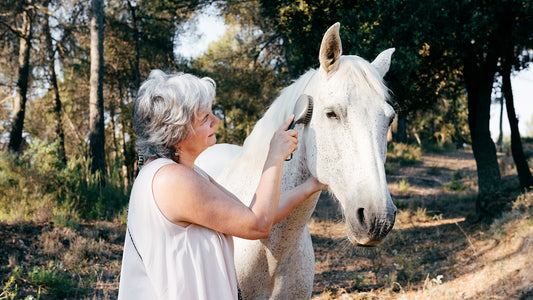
[394,217,466,230]
[400,219,533,300]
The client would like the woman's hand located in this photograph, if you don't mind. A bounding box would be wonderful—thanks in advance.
[303,176,328,193]
[272,175,328,225]
[267,116,299,163]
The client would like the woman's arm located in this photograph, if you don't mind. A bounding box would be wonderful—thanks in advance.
[153,117,303,240]
[206,171,326,226]
[273,177,326,225]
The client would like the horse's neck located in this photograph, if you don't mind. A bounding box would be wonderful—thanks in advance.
[221,138,317,253]
[269,149,319,252]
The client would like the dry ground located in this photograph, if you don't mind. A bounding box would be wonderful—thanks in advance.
[1,150,532,299]
[309,150,533,299]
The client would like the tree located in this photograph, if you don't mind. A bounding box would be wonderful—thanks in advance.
[104,0,205,183]
[250,0,533,218]
[456,0,533,215]
[456,2,502,216]
[0,1,34,155]
[502,64,533,189]
[43,0,66,163]
[255,0,468,145]
[499,0,533,190]
[189,11,282,144]
[89,0,106,179]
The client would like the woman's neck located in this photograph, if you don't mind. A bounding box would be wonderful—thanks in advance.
[176,153,196,169]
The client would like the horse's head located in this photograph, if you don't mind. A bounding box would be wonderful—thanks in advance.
[303,23,396,246]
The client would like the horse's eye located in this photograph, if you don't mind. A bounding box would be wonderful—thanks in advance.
[326,111,338,119]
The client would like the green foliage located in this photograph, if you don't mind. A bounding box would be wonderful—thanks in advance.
[385,162,399,175]
[1,267,19,300]
[490,191,533,240]
[387,142,421,166]
[398,179,410,193]
[443,171,469,192]
[189,20,283,144]
[27,262,75,298]
[0,139,129,223]
[413,207,432,222]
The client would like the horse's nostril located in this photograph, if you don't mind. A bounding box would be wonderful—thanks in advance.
[357,208,366,227]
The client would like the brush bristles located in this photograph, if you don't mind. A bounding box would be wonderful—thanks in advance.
[302,97,313,124]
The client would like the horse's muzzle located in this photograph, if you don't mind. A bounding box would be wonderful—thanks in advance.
[346,207,396,247]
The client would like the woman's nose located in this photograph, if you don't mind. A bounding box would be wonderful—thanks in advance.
[211,114,220,127]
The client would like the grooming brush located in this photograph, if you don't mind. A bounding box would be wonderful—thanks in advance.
[286,94,314,161]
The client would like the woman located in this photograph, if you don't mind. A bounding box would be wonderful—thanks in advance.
[118,70,325,299]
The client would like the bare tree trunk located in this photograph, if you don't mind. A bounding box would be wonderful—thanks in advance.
[451,97,465,148]
[8,9,32,156]
[127,1,141,92]
[395,112,408,144]
[89,0,106,182]
[127,0,140,180]
[502,66,533,189]
[496,95,504,152]
[463,51,502,219]
[44,6,66,163]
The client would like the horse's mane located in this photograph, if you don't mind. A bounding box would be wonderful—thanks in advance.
[223,55,389,176]
[224,69,317,173]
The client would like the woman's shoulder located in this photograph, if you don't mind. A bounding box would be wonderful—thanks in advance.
[154,161,206,190]
[152,162,212,227]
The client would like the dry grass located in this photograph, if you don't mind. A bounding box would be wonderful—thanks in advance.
[1,150,532,299]
[309,150,533,300]
[0,221,124,299]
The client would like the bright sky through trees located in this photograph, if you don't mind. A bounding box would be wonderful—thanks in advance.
[174,4,227,59]
[490,67,533,138]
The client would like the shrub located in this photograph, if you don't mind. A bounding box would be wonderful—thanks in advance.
[399,179,410,193]
[489,191,533,240]
[27,262,75,297]
[0,139,129,223]
[387,143,421,166]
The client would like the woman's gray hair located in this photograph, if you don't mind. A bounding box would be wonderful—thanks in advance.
[132,69,216,164]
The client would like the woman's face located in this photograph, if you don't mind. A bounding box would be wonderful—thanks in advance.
[179,106,220,156]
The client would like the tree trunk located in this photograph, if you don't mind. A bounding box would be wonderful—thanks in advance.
[395,111,408,144]
[463,52,502,219]
[8,10,32,156]
[451,97,465,148]
[502,66,533,189]
[127,0,141,180]
[127,1,141,92]
[89,0,106,181]
[496,95,503,152]
[44,8,66,163]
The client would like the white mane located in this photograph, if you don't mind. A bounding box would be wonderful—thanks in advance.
[219,55,389,184]
[222,69,317,174]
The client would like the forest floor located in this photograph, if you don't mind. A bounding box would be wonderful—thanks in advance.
[1,149,532,299]
[310,150,533,299]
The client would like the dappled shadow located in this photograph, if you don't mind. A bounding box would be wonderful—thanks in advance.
[310,217,476,296]
[312,191,344,222]
[311,190,532,298]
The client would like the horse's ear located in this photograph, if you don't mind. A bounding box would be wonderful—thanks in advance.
[371,48,395,78]
[319,22,342,74]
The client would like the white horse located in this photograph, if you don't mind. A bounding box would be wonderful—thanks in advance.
[196,23,397,300]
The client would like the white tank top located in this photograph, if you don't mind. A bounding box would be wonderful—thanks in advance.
[118,158,238,299]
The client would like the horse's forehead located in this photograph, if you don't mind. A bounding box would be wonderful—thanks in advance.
[316,80,381,107]
[317,69,381,100]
